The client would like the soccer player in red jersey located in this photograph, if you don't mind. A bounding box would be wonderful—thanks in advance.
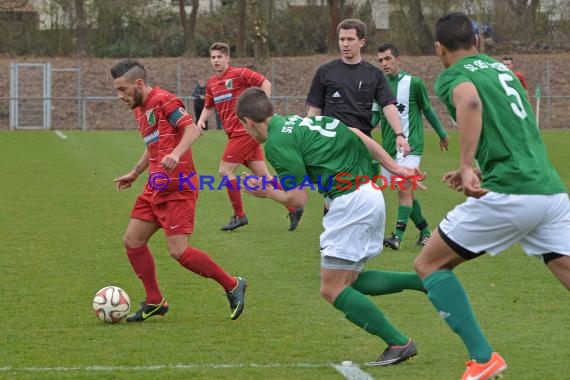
[111,59,247,322]
[196,42,304,232]
[502,56,529,96]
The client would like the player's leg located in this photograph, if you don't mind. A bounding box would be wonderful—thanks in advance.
[351,269,424,295]
[410,195,432,246]
[163,197,247,319]
[381,166,411,250]
[219,153,248,230]
[322,183,416,365]
[124,195,163,306]
[408,155,431,245]
[545,255,570,290]
[383,155,422,250]
[414,230,497,365]
[123,216,166,322]
[525,193,570,290]
[413,193,531,377]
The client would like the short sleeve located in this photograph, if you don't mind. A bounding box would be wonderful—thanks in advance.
[374,70,397,108]
[306,66,326,108]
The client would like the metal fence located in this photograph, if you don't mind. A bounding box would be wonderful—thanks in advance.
[2,93,568,131]
[1,60,569,130]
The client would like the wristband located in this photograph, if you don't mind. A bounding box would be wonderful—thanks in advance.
[396,132,406,138]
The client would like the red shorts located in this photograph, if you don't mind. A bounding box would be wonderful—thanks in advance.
[222,134,265,164]
[131,193,197,236]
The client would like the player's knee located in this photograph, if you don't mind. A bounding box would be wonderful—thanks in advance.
[123,233,145,249]
[319,284,339,304]
[167,246,186,259]
[413,255,430,279]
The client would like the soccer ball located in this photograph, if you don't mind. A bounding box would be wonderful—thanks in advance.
[92,286,131,324]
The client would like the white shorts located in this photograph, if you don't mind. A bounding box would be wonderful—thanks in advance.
[381,155,422,187]
[439,192,570,257]
[320,183,385,265]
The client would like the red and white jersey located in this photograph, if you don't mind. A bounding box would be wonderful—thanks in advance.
[205,66,267,138]
[134,87,198,198]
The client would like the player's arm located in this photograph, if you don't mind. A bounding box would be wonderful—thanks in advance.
[260,79,272,97]
[418,79,449,150]
[307,106,322,117]
[114,150,148,191]
[161,123,202,171]
[452,82,488,198]
[196,106,214,130]
[197,83,215,129]
[348,127,422,181]
[370,101,381,128]
[246,181,308,210]
[424,108,449,151]
[160,105,202,171]
[306,68,325,117]
[383,104,411,155]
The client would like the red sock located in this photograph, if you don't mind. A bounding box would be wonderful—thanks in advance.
[126,245,163,304]
[177,247,237,291]
[227,179,245,217]
[273,179,297,213]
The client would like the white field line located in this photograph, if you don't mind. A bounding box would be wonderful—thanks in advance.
[54,130,68,139]
[0,363,375,379]
[333,363,375,380]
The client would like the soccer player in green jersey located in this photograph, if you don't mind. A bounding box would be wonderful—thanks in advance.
[373,43,450,250]
[236,87,425,365]
[413,12,570,380]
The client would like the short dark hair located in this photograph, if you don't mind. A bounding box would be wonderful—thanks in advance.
[236,88,274,122]
[210,42,230,56]
[502,56,513,61]
[110,59,146,81]
[337,19,367,40]
[435,12,477,52]
[377,43,400,57]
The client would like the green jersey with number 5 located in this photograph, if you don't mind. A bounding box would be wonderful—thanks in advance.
[265,114,375,199]
[435,54,566,195]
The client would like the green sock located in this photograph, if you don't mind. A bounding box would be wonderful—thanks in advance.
[333,286,409,346]
[393,205,412,239]
[410,199,431,236]
[352,270,425,295]
[423,270,493,362]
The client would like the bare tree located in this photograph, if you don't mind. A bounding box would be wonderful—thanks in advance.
[179,0,200,56]
[250,0,269,65]
[389,0,434,55]
[506,0,540,40]
[75,0,86,57]
[327,0,343,52]
[236,0,247,57]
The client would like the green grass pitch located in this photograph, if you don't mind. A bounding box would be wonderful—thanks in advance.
[0,129,569,380]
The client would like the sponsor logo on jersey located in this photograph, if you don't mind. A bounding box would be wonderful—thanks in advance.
[143,130,159,145]
[146,110,156,126]
[214,93,233,104]
[225,79,233,89]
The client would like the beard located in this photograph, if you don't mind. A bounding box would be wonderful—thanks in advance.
[130,88,143,109]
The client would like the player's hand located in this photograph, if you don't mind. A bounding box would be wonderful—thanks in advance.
[439,136,450,151]
[461,167,488,198]
[242,173,272,198]
[394,166,427,191]
[442,169,463,191]
[114,171,138,191]
[196,120,206,131]
[161,153,179,172]
[396,135,411,157]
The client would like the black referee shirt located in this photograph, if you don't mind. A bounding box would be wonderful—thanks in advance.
[306,59,396,135]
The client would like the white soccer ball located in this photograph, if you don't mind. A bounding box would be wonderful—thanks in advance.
[92,286,131,324]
